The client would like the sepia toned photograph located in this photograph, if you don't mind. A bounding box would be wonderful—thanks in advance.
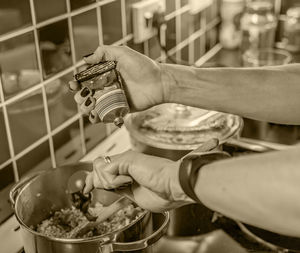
[1,0,300,252]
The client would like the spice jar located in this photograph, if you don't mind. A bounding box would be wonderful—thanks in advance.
[240,1,277,52]
[74,61,130,127]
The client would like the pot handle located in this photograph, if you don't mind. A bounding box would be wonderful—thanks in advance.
[99,212,169,253]
[9,171,43,208]
[181,138,221,159]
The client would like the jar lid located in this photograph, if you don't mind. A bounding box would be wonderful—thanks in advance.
[246,1,273,13]
[125,104,243,150]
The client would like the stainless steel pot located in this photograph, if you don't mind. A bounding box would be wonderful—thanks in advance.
[10,162,169,253]
[125,104,243,161]
[125,105,243,237]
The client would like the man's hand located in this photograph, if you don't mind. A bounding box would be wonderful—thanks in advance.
[83,150,193,212]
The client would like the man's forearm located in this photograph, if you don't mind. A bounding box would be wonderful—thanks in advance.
[194,145,300,237]
[161,63,300,124]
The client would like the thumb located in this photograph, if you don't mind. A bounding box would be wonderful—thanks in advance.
[83,172,94,195]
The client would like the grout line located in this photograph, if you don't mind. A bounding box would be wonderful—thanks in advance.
[112,34,134,46]
[69,2,100,16]
[160,24,167,62]
[0,0,116,43]
[71,0,116,17]
[210,2,217,48]
[66,0,77,65]
[164,5,190,21]
[13,135,50,161]
[120,0,127,37]
[0,0,188,44]
[0,73,18,181]
[51,113,81,136]
[96,6,104,45]
[189,39,194,65]
[175,0,181,60]
[67,0,87,158]
[188,9,194,64]
[155,17,220,61]
[8,113,81,163]
[30,0,57,169]
[1,54,99,109]
[0,26,35,43]
[168,19,219,55]
[36,13,70,29]
[41,86,56,168]
[4,66,75,106]
[0,159,13,171]
[194,43,222,67]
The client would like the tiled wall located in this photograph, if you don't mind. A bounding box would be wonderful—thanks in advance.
[0,0,220,222]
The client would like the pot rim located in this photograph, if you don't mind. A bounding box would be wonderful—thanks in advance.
[236,221,300,252]
[13,165,150,243]
[125,114,244,150]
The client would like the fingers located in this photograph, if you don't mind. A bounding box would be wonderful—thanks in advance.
[69,80,81,92]
[73,87,96,116]
[83,172,94,195]
[83,155,134,194]
[80,97,96,115]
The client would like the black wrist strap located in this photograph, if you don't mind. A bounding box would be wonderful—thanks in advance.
[179,152,230,203]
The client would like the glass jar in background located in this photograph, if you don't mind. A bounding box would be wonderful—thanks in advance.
[240,1,277,53]
[242,48,292,67]
[283,6,300,52]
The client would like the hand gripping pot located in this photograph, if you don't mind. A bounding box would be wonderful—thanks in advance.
[9,163,169,253]
[75,61,130,128]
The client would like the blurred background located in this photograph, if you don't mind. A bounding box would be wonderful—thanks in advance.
[0,0,300,227]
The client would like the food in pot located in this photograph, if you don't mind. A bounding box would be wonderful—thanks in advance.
[34,202,144,239]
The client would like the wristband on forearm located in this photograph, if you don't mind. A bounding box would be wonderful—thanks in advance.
[179,151,230,203]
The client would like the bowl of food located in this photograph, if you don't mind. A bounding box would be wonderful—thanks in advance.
[10,162,169,253]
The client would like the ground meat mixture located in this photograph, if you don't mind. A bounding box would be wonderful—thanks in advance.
[35,202,144,239]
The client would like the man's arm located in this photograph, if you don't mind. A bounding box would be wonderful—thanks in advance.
[162,63,300,124]
[194,145,300,237]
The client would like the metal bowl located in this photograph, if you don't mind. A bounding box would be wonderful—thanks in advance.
[10,162,169,253]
